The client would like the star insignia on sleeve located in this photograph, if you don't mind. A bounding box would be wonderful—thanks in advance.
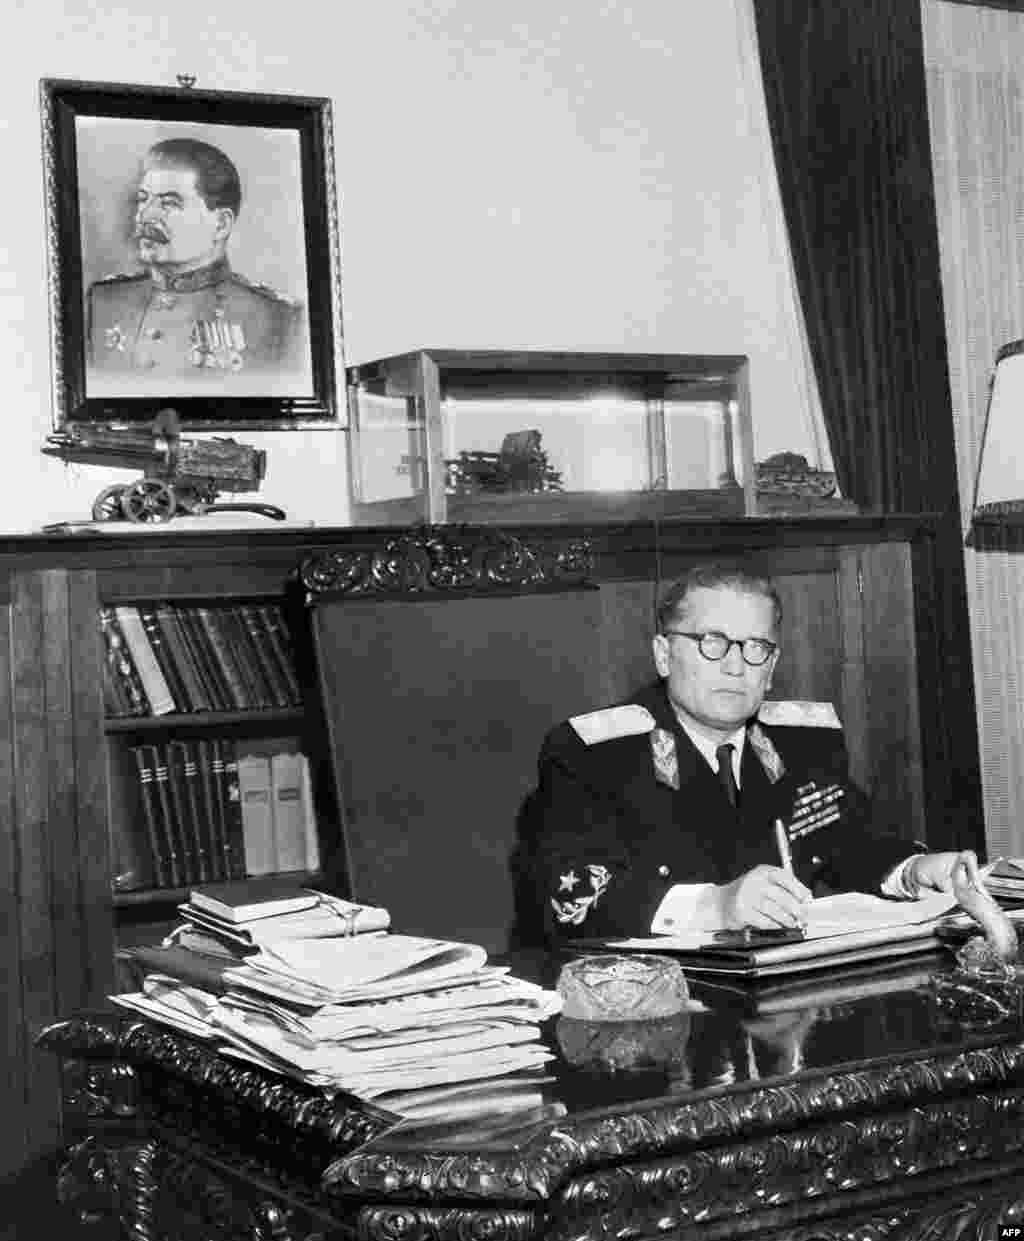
[551,865,613,925]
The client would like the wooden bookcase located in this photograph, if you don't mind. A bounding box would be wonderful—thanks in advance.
[100,590,340,982]
[0,514,981,1192]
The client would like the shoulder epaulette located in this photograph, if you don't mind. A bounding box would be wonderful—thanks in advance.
[757,700,842,729]
[569,704,656,746]
[228,271,298,306]
[93,270,147,286]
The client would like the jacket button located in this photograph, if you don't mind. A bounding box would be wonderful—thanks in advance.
[811,855,822,866]
[658,865,670,878]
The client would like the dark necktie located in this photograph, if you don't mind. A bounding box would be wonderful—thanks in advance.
[716,742,739,808]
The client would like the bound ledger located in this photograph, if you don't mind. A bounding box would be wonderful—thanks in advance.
[609,890,959,978]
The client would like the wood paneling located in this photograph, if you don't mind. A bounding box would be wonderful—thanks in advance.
[11,573,62,1168]
[0,568,23,1180]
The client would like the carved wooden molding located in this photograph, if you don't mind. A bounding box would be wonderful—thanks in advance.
[356,1205,537,1241]
[326,1042,1024,1202]
[62,1056,140,1120]
[39,1016,396,1156]
[298,526,594,597]
[40,1014,1024,1220]
[546,1090,1024,1238]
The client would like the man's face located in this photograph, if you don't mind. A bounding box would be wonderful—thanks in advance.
[652,585,779,741]
[134,164,231,271]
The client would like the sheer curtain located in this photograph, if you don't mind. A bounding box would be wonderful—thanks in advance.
[923,0,1024,858]
[731,0,831,471]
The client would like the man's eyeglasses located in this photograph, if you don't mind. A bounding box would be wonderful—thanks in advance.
[663,630,778,667]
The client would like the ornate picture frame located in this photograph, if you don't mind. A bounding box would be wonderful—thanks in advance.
[41,78,344,430]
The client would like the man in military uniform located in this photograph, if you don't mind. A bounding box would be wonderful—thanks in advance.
[515,562,983,945]
[87,138,304,378]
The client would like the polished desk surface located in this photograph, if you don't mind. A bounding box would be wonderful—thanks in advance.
[41,947,1024,1240]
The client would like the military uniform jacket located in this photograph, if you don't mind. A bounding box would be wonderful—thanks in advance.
[87,258,304,376]
[520,682,912,944]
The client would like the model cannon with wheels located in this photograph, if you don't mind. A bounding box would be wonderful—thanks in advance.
[42,409,286,524]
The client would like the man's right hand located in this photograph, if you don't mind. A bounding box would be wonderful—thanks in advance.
[716,865,813,930]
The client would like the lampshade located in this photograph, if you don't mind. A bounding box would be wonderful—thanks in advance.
[974,340,1024,518]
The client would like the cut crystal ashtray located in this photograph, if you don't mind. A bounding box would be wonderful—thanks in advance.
[556,953,689,1022]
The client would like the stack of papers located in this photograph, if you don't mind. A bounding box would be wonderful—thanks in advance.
[979,858,1024,902]
[115,885,561,1111]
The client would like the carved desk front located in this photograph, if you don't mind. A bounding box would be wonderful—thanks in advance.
[39,951,1024,1240]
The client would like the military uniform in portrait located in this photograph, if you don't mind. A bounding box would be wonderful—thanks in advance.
[87,257,305,378]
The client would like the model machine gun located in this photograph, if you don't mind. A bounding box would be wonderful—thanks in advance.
[42,410,286,524]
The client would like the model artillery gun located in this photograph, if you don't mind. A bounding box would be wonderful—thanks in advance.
[445,428,563,496]
[42,410,285,524]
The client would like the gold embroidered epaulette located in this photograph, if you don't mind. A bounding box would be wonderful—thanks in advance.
[757,700,842,729]
[230,272,298,306]
[569,704,656,746]
[95,270,146,285]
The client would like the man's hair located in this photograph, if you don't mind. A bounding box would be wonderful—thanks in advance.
[656,562,783,633]
[144,138,243,216]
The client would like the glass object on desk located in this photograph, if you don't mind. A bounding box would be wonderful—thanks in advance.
[556,953,689,1021]
[346,350,754,525]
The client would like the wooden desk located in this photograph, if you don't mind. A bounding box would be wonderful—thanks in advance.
[37,949,1024,1239]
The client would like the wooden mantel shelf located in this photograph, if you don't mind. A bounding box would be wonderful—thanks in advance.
[0,511,941,575]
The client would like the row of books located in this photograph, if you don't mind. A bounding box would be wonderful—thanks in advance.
[100,601,303,717]
[121,740,319,893]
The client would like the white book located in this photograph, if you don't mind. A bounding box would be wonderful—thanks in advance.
[298,753,320,873]
[236,753,276,875]
[114,606,175,715]
[269,751,308,873]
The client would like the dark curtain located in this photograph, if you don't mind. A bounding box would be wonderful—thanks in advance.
[752,0,982,854]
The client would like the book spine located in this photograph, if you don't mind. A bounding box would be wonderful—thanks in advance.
[161,741,199,885]
[170,739,213,884]
[236,751,276,875]
[195,738,229,882]
[196,608,250,710]
[258,604,303,704]
[157,606,210,713]
[138,605,190,713]
[221,608,272,709]
[122,744,158,893]
[176,608,231,712]
[99,607,149,716]
[215,739,248,880]
[270,750,308,873]
[146,743,184,888]
[238,604,293,708]
[114,607,175,716]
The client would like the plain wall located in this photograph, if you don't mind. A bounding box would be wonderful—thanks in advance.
[3,0,819,532]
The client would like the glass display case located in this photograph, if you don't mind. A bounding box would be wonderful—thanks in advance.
[345,350,754,525]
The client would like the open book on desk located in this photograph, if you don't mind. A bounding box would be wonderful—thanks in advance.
[607,890,959,978]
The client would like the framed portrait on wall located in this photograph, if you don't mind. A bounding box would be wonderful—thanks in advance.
[41,78,345,429]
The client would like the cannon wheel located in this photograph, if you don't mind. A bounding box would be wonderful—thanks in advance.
[121,480,177,524]
[91,484,129,522]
